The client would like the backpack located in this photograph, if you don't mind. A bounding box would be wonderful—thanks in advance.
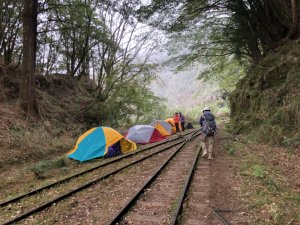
[202,113,216,136]
[186,123,193,129]
[180,115,185,122]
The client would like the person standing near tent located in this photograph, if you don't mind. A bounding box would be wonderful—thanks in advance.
[199,106,217,159]
[173,112,180,132]
[179,112,185,132]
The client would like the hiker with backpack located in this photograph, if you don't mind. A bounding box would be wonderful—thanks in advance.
[199,106,217,159]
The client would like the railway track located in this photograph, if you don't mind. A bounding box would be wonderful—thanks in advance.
[0,129,195,207]
[108,130,201,225]
[177,151,212,225]
[0,130,198,225]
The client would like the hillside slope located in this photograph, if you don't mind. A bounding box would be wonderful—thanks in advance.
[230,40,300,147]
[0,69,96,169]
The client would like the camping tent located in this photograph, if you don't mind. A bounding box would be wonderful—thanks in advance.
[125,125,166,144]
[67,127,137,162]
[165,118,182,133]
[149,120,172,136]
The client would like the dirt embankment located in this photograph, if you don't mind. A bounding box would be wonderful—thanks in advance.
[229,39,300,148]
[0,66,97,172]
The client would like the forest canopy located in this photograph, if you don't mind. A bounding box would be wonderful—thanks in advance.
[138,0,299,64]
[1,0,299,125]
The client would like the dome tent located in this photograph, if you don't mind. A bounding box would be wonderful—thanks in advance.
[149,120,172,136]
[67,127,136,162]
[125,125,166,144]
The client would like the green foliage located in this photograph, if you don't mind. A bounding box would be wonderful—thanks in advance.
[265,178,280,192]
[252,164,265,178]
[138,1,298,135]
[283,137,300,149]
[30,158,67,179]
[236,139,300,224]
[200,56,246,93]
[0,0,22,64]
[161,12,247,106]
[140,0,296,63]
[230,40,300,146]
[286,193,300,203]
[88,80,167,128]
[36,0,164,128]
[224,143,236,155]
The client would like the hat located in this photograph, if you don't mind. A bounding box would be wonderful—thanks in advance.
[203,106,210,112]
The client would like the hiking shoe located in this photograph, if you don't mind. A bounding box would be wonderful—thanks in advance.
[202,152,208,158]
[208,156,214,160]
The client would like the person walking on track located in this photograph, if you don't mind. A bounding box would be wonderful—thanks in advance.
[199,106,217,159]
[179,112,185,132]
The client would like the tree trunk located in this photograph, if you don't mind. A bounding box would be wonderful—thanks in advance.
[287,0,299,39]
[21,0,38,116]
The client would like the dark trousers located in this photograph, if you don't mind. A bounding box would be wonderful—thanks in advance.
[181,122,185,131]
[175,123,179,132]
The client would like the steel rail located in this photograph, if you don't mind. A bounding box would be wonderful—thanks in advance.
[1,132,197,225]
[214,209,235,213]
[107,130,201,225]
[0,129,195,208]
[170,145,201,225]
[212,209,231,225]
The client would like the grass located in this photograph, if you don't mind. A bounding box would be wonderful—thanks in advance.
[223,137,245,156]
[221,125,299,224]
[30,157,68,179]
[283,136,300,149]
[233,143,300,224]
[285,193,300,203]
[224,143,236,155]
[251,164,265,178]
[2,120,75,168]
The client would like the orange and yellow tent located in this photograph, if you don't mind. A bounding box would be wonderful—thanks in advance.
[165,118,182,133]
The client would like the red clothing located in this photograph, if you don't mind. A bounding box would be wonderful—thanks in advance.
[174,115,180,123]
